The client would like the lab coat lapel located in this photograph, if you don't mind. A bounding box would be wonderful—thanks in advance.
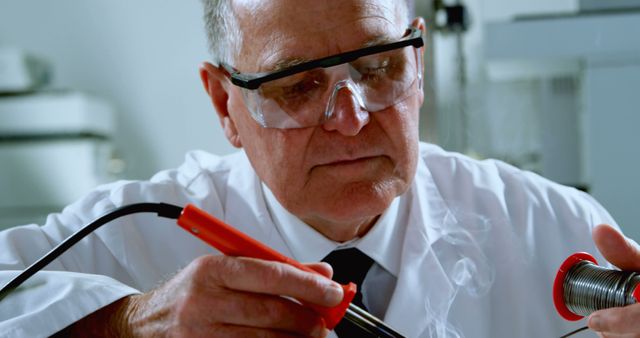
[384,156,457,338]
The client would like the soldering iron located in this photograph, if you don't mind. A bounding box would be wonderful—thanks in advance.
[0,202,404,338]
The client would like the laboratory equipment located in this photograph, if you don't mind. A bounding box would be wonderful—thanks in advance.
[0,47,50,93]
[0,91,116,229]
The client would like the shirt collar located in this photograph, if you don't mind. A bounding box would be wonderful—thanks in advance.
[261,183,407,277]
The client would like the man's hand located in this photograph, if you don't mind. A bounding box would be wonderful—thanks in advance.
[589,224,640,338]
[61,255,341,337]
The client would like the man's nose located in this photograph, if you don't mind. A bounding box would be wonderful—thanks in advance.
[322,83,370,136]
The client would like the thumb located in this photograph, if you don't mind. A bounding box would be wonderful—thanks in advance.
[593,224,640,271]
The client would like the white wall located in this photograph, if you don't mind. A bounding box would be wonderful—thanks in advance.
[433,0,578,154]
[482,0,577,21]
[0,1,236,180]
[584,62,640,241]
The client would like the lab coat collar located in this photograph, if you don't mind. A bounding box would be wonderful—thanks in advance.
[384,153,458,338]
[261,181,404,277]
[261,183,336,263]
[356,196,404,277]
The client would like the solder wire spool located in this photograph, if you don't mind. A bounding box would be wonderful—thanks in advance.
[553,252,640,321]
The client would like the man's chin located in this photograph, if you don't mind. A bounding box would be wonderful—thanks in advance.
[309,185,400,235]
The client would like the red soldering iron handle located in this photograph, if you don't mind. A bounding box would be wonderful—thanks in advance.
[176,204,356,329]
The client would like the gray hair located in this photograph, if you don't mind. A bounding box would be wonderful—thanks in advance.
[200,0,411,67]
[200,0,242,66]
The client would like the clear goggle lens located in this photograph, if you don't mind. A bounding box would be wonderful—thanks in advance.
[242,46,422,129]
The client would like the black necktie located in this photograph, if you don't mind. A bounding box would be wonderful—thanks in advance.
[322,248,374,337]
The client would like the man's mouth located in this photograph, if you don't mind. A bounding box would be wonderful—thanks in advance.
[317,155,385,168]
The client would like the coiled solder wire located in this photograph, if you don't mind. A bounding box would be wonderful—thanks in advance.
[563,260,640,317]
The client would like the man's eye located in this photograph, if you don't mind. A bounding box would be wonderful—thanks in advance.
[363,65,389,76]
[277,70,327,99]
[354,57,393,76]
[261,71,322,100]
[282,78,320,97]
[357,64,392,82]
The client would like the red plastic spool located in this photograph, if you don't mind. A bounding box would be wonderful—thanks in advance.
[553,252,640,321]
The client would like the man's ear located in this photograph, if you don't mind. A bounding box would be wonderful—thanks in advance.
[411,17,427,106]
[412,16,426,32]
[199,62,243,148]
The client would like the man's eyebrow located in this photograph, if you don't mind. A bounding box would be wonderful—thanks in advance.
[272,57,311,72]
[362,35,395,47]
[267,34,396,72]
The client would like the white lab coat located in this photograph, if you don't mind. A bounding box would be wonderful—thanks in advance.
[0,143,615,338]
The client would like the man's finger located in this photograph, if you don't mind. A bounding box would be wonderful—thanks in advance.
[305,262,333,279]
[207,290,326,336]
[592,224,640,271]
[589,303,640,335]
[199,256,344,307]
[209,324,319,338]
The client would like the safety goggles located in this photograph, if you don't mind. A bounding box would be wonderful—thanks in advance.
[222,26,424,129]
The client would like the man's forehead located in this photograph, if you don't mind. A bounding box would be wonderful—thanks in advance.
[232,0,406,72]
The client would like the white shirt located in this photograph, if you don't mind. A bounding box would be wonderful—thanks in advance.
[0,143,616,338]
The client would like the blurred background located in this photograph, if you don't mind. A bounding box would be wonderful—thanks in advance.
[0,1,638,240]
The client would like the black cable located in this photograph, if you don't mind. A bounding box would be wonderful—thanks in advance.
[0,202,183,302]
[560,326,589,338]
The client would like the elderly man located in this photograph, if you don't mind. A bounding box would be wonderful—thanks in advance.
[0,0,638,337]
